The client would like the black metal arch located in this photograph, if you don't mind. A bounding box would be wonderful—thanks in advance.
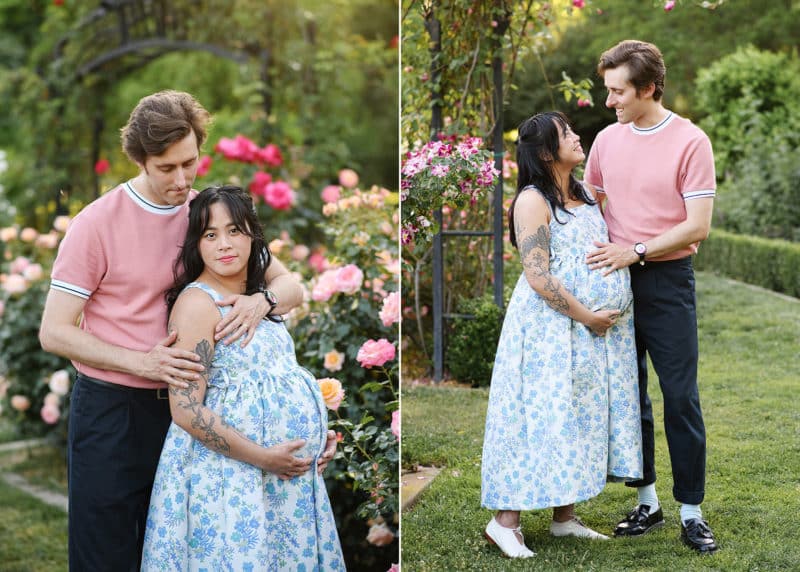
[47,0,271,200]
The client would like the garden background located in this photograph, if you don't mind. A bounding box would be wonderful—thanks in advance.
[0,1,400,571]
[401,0,800,570]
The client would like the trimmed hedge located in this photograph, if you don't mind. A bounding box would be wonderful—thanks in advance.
[694,229,800,298]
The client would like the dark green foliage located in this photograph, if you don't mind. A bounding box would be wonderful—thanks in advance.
[695,229,800,298]
[446,294,504,387]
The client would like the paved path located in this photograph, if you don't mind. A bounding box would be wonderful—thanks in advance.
[0,438,68,512]
[401,465,441,512]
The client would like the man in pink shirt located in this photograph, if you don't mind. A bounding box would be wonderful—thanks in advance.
[38,91,322,570]
[584,41,718,554]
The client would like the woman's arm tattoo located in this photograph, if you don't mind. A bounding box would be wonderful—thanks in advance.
[169,339,232,453]
[517,223,570,312]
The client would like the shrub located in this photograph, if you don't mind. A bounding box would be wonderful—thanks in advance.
[694,229,800,298]
[446,294,504,387]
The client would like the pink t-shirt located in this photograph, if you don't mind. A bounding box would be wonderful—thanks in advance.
[50,182,197,388]
[584,112,716,261]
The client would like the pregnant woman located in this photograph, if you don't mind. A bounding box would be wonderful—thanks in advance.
[481,112,642,558]
[141,186,345,571]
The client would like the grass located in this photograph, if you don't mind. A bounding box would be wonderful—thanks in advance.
[0,476,67,572]
[401,272,800,571]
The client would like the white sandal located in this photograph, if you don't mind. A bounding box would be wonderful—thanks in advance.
[485,517,536,558]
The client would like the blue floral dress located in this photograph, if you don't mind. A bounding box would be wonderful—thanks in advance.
[142,283,345,571]
[481,187,643,510]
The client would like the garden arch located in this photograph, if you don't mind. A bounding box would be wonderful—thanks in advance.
[43,0,279,204]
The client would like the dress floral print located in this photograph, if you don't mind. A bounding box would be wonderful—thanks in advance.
[481,187,643,510]
[142,283,345,571]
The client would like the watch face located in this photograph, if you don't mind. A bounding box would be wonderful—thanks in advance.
[634,243,647,255]
[262,289,277,306]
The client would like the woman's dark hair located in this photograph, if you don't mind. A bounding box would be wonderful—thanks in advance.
[507,111,595,248]
[166,185,271,315]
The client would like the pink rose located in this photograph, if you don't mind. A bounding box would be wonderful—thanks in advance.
[249,171,273,200]
[44,392,61,407]
[391,410,399,440]
[312,269,340,302]
[573,0,585,7]
[356,339,396,368]
[308,251,328,274]
[35,232,59,249]
[10,395,31,412]
[0,300,4,319]
[215,135,260,163]
[379,292,400,327]
[366,523,394,546]
[664,0,675,11]
[388,565,399,572]
[577,98,591,107]
[291,244,310,261]
[196,155,212,177]
[256,143,283,167]
[335,264,364,295]
[338,168,359,189]
[10,256,30,274]
[40,404,60,425]
[317,378,345,410]
[3,274,27,295]
[20,227,38,242]
[94,159,110,175]
[321,185,341,204]
[263,181,295,211]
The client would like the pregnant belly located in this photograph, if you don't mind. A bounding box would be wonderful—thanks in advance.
[558,264,633,313]
[207,375,325,459]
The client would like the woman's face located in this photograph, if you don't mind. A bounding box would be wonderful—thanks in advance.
[554,121,585,168]
[198,201,252,281]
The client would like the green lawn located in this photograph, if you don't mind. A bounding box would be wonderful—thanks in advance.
[401,272,800,571]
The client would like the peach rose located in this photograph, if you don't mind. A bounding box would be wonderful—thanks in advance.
[317,378,345,410]
[3,274,27,295]
[338,168,359,189]
[291,244,310,261]
[44,392,61,407]
[366,523,394,546]
[20,227,38,242]
[0,227,18,242]
[323,350,345,372]
[22,263,43,282]
[53,216,71,233]
[35,232,60,249]
[10,395,31,412]
[9,256,30,274]
[391,410,399,440]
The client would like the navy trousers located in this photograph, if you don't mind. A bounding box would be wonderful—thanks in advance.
[626,256,707,505]
[67,374,171,571]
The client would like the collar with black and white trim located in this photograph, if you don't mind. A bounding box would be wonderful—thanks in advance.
[123,180,185,215]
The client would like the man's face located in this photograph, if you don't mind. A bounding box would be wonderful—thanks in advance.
[603,65,649,125]
[138,132,199,206]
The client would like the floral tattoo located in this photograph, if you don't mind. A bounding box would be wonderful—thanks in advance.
[516,221,570,313]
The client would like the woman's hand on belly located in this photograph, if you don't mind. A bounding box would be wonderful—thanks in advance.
[316,429,338,474]
[260,438,313,480]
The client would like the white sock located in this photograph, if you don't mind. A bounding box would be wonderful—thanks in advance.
[637,484,660,511]
[680,504,703,525]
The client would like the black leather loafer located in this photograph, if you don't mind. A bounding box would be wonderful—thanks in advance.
[613,504,665,537]
[681,518,719,554]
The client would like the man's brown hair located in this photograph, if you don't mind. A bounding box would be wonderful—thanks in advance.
[121,90,211,164]
[597,40,666,101]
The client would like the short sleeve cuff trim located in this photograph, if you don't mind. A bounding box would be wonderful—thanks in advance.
[50,279,92,299]
[683,189,716,201]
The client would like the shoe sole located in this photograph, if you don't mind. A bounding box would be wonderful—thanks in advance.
[613,520,665,538]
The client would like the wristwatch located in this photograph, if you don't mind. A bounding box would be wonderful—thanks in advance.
[633,242,647,266]
[259,287,278,315]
